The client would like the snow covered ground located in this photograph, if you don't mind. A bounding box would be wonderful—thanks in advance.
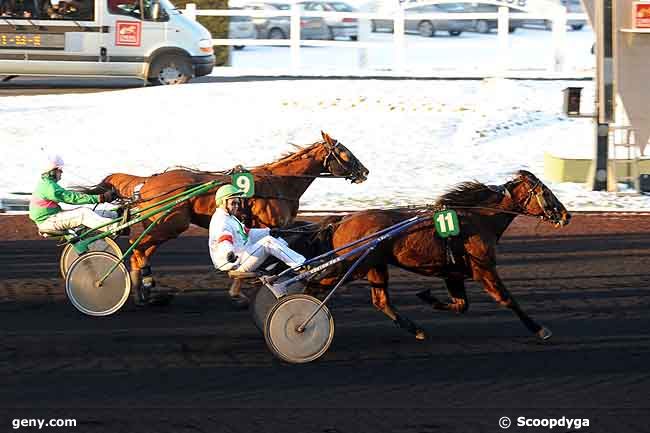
[3,78,650,212]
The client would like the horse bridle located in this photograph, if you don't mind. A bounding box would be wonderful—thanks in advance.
[322,140,363,182]
[507,177,557,222]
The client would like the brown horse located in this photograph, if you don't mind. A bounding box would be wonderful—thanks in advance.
[78,132,369,304]
[295,170,570,341]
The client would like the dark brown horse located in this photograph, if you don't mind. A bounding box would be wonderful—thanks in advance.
[296,170,570,341]
[78,132,368,304]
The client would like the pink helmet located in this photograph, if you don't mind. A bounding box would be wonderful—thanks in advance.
[44,154,64,174]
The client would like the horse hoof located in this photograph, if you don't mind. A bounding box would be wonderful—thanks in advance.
[537,326,552,341]
[230,295,250,310]
[148,293,174,306]
[415,330,426,340]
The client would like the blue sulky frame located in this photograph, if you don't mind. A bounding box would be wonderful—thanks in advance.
[264,214,432,332]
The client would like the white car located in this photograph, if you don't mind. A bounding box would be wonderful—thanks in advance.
[230,9,258,50]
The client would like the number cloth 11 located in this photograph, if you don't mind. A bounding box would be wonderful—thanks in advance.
[232,173,255,198]
[434,210,460,238]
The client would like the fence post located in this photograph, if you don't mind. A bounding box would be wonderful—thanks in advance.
[552,9,567,72]
[290,3,301,71]
[185,3,196,21]
[497,6,509,76]
[393,6,405,73]
[357,15,370,70]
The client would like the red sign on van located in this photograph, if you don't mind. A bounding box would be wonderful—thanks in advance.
[115,21,142,46]
[634,2,650,29]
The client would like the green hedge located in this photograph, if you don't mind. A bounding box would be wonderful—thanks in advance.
[173,0,229,66]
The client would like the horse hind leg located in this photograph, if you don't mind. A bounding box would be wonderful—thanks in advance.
[129,210,191,306]
[368,266,426,341]
[416,277,469,314]
[228,278,250,309]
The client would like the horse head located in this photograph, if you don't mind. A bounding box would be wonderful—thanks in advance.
[506,170,571,227]
[318,131,369,184]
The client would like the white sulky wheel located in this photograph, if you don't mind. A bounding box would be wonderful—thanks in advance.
[65,251,130,317]
[251,284,281,332]
[60,237,122,279]
[250,276,305,332]
[264,294,334,364]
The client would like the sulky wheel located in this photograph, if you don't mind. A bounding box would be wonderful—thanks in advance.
[250,275,305,332]
[65,251,131,316]
[264,294,334,364]
[250,284,280,332]
[60,237,122,279]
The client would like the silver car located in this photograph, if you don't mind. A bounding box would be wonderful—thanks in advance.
[243,2,329,40]
[372,3,472,37]
[230,8,258,50]
[299,1,358,40]
[523,0,586,31]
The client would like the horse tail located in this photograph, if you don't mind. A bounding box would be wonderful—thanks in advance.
[69,175,114,195]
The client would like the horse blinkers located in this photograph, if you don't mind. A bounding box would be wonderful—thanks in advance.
[322,140,368,183]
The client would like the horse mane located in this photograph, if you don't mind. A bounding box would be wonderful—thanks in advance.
[435,181,495,207]
[158,141,325,175]
[258,141,324,171]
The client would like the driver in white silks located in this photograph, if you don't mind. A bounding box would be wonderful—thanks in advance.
[209,184,307,273]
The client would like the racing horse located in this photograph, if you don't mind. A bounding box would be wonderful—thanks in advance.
[77,132,369,304]
[295,170,570,341]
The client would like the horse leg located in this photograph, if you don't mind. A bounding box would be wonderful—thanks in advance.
[129,209,191,306]
[228,278,250,309]
[475,267,551,340]
[416,277,469,314]
[130,241,163,306]
[368,266,426,340]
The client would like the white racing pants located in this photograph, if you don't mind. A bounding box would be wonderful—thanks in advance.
[37,208,117,234]
[236,231,306,273]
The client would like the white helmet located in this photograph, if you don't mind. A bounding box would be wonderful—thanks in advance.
[43,154,64,174]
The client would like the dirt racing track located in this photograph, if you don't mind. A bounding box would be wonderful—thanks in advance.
[1,214,649,432]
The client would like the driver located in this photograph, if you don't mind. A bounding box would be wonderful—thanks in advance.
[29,154,117,234]
[209,184,306,273]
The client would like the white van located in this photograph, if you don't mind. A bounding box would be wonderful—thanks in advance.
[0,0,215,84]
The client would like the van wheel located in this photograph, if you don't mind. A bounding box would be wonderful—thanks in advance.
[233,45,244,50]
[448,30,461,36]
[148,54,192,86]
[571,24,584,31]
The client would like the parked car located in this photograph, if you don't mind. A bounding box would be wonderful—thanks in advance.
[457,2,525,34]
[299,1,358,40]
[372,3,473,37]
[523,0,587,31]
[230,8,258,50]
[243,2,329,40]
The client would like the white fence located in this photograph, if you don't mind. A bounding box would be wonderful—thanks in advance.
[183,4,589,76]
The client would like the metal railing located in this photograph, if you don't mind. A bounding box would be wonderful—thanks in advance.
[182,3,589,76]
